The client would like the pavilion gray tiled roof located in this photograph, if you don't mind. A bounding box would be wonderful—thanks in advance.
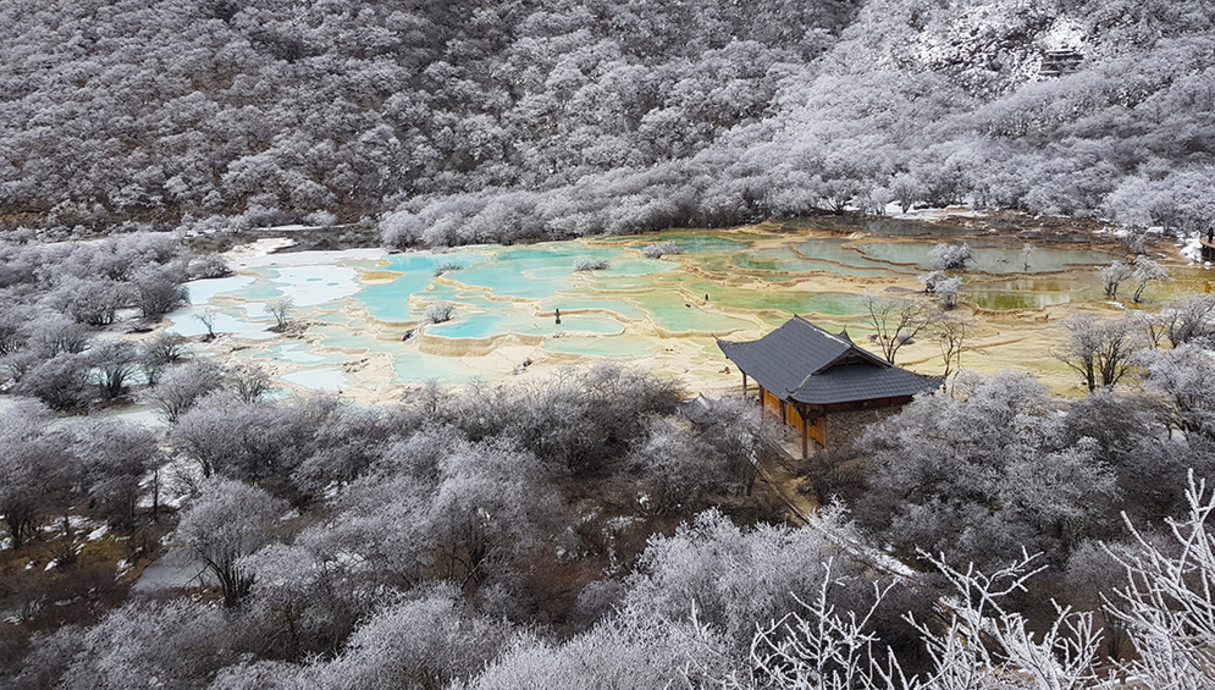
[787,363,940,405]
[717,316,941,406]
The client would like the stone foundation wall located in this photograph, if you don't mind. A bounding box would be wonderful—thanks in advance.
[824,405,904,451]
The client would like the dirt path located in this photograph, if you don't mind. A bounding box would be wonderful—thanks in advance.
[755,426,819,523]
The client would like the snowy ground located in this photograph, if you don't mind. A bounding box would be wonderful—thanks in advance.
[1179,233,1205,264]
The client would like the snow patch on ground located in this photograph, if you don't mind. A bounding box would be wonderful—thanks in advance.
[1041,18,1085,51]
[222,237,297,269]
[884,205,986,222]
[265,224,325,232]
[67,515,98,530]
[227,242,384,271]
[136,459,199,511]
[1180,234,1203,263]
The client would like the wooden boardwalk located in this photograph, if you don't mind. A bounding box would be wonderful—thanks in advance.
[1201,238,1215,263]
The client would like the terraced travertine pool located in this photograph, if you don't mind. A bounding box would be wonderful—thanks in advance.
[165,218,1197,401]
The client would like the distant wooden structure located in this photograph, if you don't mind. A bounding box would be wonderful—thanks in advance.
[1039,48,1084,78]
[1202,230,1215,263]
[718,316,941,458]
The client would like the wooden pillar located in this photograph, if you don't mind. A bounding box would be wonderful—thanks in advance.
[801,406,826,454]
[742,371,748,394]
[799,406,808,460]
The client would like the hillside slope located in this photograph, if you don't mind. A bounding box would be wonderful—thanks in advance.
[0,0,1211,242]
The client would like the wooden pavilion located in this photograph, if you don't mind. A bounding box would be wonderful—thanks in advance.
[718,316,941,458]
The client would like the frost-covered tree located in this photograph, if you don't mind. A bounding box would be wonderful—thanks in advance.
[927,243,974,271]
[0,303,33,355]
[88,339,139,399]
[132,264,189,320]
[1140,344,1215,436]
[890,173,924,214]
[425,302,455,324]
[235,540,372,662]
[47,276,127,327]
[139,332,189,386]
[307,586,512,689]
[0,401,65,550]
[641,241,682,259]
[267,296,294,330]
[630,394,771,509]
[1131,256,1168,303]
[173,393,299,482]
[464,606,733,689]
[934,277,962,310]
[573,257,610,271]
[425,439,557,586]
[1107,471,1215,690]
[175,478,286,607]
[143,359,227,422]
[721,470,1215,690]
[188,253,231,280]
[734,550,1103,690]
[1162,294,1215,347]
[61,417,159,529]
[624,508,864,648]
[1101,260,1134,299]
[1055,315,1145,392]
[16,600,238,690]
[229,362,271,403]
[917,270,946,293]
[859,371,1120,566]
[14,351,92,410]
[25,315,91,357]
[862,293,935,364]
[629,417,725,512]
[288,401,395,494]
[426,363,682,476]
[690,394,769,496]
[740,561,909,690]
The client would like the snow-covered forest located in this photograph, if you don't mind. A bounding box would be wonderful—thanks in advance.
[9,354,1215,687]
[6,0,1215,687]
[2,0,1213,243]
